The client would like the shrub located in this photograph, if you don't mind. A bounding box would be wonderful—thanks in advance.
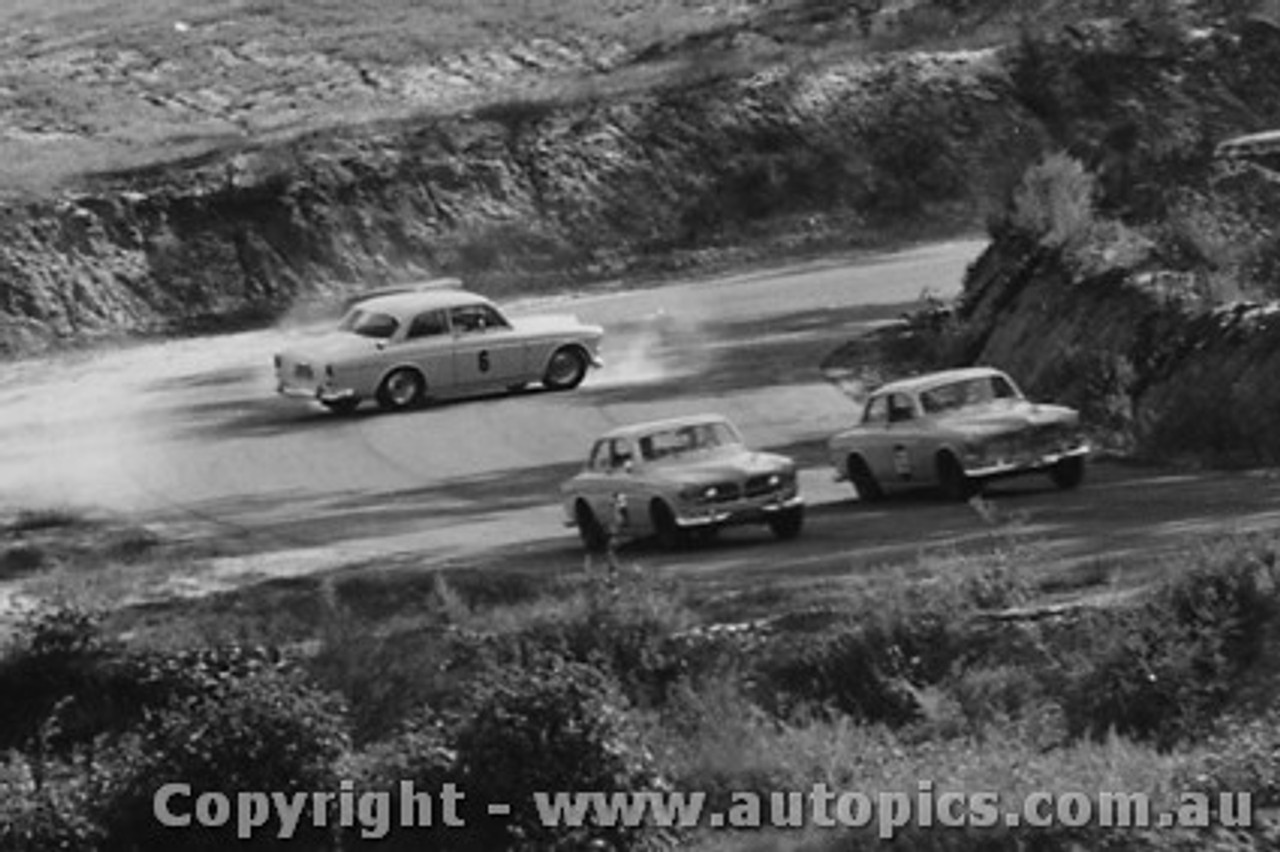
[1007,152,1097,249]
[0,753,103,852]
[1179,709,1280,808]
[342,714,457,850]
[1055,538,1280,748]
[451,658,669,852]
[0,606,138,755]
[752,553,1032,726]
[97,669,349,851]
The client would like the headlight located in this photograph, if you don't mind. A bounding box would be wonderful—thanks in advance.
[769,470,796,489]
[679,484,724,503]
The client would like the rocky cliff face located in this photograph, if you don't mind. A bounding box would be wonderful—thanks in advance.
[951,14,1280,465]
[0,47,1031,356]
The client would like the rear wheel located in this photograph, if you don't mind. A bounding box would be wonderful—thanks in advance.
[376,368,425,411]
[1050,456,1086,490]
[650,500,688,550]
[542,346,589,391]
[846,455,884,502]
[768,505,804,541]
[574,501,609,553]
[937,453,977,501]
[322,397,361,415]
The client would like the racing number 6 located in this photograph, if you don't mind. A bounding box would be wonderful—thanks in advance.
[478,350,490,373]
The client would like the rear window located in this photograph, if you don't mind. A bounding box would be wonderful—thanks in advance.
[340,309,399,339]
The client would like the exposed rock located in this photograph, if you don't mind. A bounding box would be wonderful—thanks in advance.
[0,48,1018,355]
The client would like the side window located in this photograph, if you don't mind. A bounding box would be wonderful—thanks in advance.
[450,304,509,334]
[863,395,889,425]
[888,394,915,423]
[407,310,448,340]
[477,304,510,330]
[609,439,634,471]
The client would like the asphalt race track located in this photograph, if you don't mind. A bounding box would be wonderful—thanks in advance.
[4,237,1280,600]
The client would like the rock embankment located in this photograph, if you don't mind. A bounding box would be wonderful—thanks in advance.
[0,47,1026,356]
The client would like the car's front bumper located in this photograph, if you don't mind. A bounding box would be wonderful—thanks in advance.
[675,493,804,528]
[963,445,1089,479]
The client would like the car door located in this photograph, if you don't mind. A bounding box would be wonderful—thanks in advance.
[884,392,925,485]
[397,309,455,389]
[857,394,895,482]
[575,438,637,530]
[448,304,527,389]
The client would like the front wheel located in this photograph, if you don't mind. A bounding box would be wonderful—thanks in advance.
[937,453,977,501]
[847,455,884,502]
[542,347,589,391]
[1050,456,1086,490]
[574,501,609,553]
[768,505,804,541]
[376,368,426,411]
[650,500,688,550]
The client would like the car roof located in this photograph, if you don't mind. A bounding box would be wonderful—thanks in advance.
[871,366,1011,397]
[348,289,494,318]
[597,414,734,442]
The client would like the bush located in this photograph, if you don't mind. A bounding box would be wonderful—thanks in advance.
[0,753,103,852]
[752,553,1033,725]
[1055,538,1280,748]
[342,714,457,850]
[451,659,669,852]
[98,669,349,851]
[0,606,144,756]
[1007,152,1097,249]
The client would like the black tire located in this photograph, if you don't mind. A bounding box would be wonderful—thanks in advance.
[321,397,361,415]
[937,452,977,501]
[768,505,804,541]
[575,500,609,553]
[542,346,589,391]
[1050,455,1086,490]
[376,368,426,411]
[846,455,884,502]
[650,500,688,550]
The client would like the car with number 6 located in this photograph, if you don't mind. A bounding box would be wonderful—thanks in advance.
[828,366,1089,501]
[273,289,604,413]
[561,413,805,551]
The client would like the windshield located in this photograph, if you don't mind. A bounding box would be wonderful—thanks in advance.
[339,309,399,339]
[919,375,1020,415]
[638,421,741,462]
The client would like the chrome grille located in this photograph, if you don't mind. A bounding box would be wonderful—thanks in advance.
[745,474,781,498]
[294,363,314,381]
[710,483,742,503]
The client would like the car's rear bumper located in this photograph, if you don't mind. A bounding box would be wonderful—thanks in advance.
[675,494,804,528]
[964,445,1089,479]
[277,382,358,404]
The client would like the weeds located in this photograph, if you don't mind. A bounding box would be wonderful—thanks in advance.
[6,526,1280,849]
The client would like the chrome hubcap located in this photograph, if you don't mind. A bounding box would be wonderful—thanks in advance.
[387,372,418,405]
[548,351,580,384]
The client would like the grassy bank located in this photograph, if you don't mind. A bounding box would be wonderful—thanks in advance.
[3,507,1280,850]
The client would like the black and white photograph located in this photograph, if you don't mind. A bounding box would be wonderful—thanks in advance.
[2,1,1280,849]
